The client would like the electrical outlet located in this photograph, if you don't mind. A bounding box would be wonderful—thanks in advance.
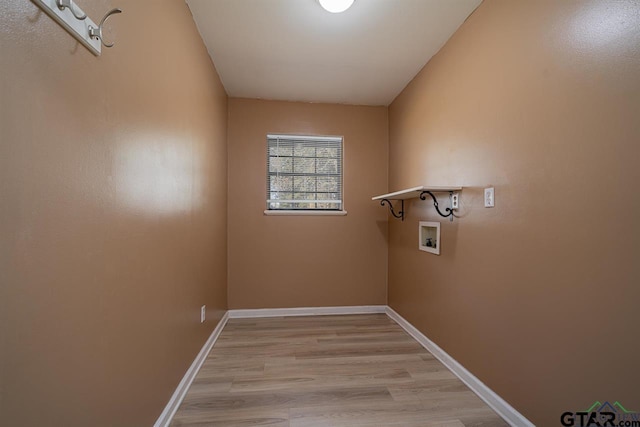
[200,305,206,323]
[484,187,495,208]
[451,193,459,209]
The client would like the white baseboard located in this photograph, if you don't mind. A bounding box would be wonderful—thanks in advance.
[155,306,531,427]
[153,311,229,427]
[228,305,386,318]
[385,306,534,427]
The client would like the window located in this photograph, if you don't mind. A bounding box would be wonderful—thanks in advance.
[267,134,343,211]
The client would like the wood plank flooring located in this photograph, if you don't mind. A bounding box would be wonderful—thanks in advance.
[171,314,507,427]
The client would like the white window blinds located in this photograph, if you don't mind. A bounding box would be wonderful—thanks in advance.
[267,134,343,211]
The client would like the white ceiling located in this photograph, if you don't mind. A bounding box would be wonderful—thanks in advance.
[186,0,482,106]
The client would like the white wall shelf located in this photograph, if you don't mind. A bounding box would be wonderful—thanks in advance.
[372,186,462,221]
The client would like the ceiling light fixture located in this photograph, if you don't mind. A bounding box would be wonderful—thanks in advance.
[318,0,354,14]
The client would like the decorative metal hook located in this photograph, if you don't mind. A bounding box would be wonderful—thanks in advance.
[88,8,122,48]
[56,0,86,20]
[380,199,404,221]
[419,191,454,221]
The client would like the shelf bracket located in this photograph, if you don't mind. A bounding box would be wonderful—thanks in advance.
[380,199,404,221]
[419,191,455,222]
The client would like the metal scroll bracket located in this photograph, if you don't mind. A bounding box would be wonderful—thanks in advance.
[419,191,455,222]
[380,199,404,221]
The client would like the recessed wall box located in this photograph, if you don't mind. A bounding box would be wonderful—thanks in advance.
[419,221,441,255]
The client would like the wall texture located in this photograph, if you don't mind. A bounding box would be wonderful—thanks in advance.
[227,99,388,309]
[0,1,227,426]
[388,0,640,425]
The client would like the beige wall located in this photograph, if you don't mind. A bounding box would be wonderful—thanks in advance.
[388,0,640,425]
[4,0,639,425]
[227,99,388,309]
[0,1,227,426]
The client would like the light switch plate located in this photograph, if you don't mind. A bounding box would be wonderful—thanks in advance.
[200,305,206,323]
[484,187,495,208]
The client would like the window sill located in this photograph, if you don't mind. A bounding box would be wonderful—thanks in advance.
[263,210,348,216]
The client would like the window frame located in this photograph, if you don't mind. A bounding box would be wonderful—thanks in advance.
[264,134,347,216]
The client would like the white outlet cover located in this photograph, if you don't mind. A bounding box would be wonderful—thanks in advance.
[484,187,495,208]
[451,193,459,209]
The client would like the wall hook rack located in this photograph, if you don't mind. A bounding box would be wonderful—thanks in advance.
[419,191,454,221]
[89,8,122,48]
[33,0,122,56]
[380,199,405,221]
[56,0,86,20]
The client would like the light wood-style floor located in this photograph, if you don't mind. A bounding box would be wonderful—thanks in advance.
[171,314,507,427]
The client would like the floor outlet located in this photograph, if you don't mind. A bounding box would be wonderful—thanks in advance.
[200,305,206,323]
